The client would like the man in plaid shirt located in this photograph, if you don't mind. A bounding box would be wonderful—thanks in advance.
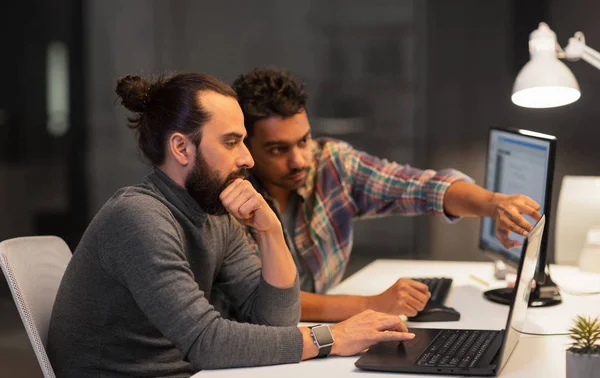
[230,68,541,322]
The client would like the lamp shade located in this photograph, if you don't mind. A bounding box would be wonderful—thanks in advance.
[511,57,581,108]
[511,22,581,108]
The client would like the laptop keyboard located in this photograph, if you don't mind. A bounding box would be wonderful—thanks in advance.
[416,329,500,368]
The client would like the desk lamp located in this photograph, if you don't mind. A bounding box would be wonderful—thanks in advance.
[512,22,600,108]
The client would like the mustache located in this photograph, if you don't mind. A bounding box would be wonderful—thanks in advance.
[284,167,309,179]
[223,168,250,186]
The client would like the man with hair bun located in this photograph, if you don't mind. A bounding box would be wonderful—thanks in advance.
[47,72,417,377]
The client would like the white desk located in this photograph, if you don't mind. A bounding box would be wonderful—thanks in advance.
[329,260,600,335]
[194,260,600,377]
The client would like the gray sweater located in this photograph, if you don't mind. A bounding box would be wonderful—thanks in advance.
[47,167,303,377]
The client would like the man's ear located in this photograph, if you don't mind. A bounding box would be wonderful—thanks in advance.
[168,132,193,166]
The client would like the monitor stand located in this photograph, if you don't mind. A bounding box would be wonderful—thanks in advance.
[483,270,562,307]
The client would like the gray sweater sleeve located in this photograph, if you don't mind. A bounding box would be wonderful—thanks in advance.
[100,196,303,370]
[216,217,301,326]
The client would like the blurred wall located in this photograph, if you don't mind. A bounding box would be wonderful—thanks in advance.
[0,0,86,249]
[87,0,331,211]
[86,0,600,265]
[87,0,420,261]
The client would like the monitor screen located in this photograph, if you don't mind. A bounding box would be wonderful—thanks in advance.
[479,128,555,266]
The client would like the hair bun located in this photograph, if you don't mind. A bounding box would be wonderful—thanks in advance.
[115,75,151,113]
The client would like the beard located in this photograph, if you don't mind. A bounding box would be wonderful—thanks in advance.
[277,167,309,190]
[185,152,249,215]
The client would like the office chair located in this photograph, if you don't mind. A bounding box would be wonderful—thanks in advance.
[0,236,72,378]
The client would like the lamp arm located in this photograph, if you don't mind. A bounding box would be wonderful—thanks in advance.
[581,45,600,70]
[564,32,600,71]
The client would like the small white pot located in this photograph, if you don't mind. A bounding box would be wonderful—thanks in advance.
[566,350,600,378]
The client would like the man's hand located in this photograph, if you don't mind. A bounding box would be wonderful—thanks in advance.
[492,193,541,249]
[328,310,415,356]
[222,179,296,288]
[219,178,279,232]
[366,278,430,317]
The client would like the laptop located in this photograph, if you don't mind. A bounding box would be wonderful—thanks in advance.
[355,215,546,376]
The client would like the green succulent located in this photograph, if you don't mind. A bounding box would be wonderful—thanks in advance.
[568,315,600,355]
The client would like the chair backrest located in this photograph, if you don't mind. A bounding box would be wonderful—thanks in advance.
[0,236,72,378]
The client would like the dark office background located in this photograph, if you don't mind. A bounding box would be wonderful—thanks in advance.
[1,0,599,376]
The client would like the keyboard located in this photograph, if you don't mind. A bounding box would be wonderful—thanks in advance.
[416,329,500,368]
[408,277,460,322]
[414,277,453,306]
[412,277,452,306]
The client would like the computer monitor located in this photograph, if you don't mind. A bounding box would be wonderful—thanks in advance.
[555,176,600,265]
[479,127,561,307]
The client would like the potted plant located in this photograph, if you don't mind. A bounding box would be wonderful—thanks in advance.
[566,315,600,378]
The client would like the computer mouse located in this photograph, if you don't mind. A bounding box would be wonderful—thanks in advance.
[408,306,461,322]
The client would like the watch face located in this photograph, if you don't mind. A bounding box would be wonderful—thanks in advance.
[312,325,334,347]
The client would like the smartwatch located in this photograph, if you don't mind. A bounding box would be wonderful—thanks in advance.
[308,324,334,357]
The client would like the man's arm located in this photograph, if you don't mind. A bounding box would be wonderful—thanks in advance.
[332,141,541,249]
[220,179,297,288]
[217,178,301,325]
[240,226,431,322]
[443,181,542,248]
[331,140,472,221]
[102,196,302,370]
[443,180,496,217]
[216,215,300,326]
[300,277,430,322]
[300,292,368,322]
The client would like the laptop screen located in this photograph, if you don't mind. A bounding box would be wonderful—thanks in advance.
[497,215,545,372]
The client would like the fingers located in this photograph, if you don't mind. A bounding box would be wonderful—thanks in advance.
[496,229,522,249]
[494,197,541,249]
[510,201,541,228]
[238,197,262,219]
[494,195,542,240]
[405,286,431,305]
[403,295,426,314]
[497,207,530,236]
[219,178,245,200]
[500,239,523,250]
[523,197,541,212]
[219,179,263,219]
[496,229,512,248]
[374,313,409,333]
[332,311,415,356]
[376,331,416,343]
[508,195,542,229]
[522,204,542,221]
[395,279,430,302]
[400,303,419,316]
[379,279,429,315]
[372,312,414,340]
[508,213,532,235]
[508,240,523,249]
[226,185,254,214]
[404,279,430,294]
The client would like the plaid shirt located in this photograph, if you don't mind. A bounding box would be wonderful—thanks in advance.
[246,138,473,294]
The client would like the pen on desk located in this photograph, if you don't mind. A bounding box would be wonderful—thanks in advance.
[469,274,490,287]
